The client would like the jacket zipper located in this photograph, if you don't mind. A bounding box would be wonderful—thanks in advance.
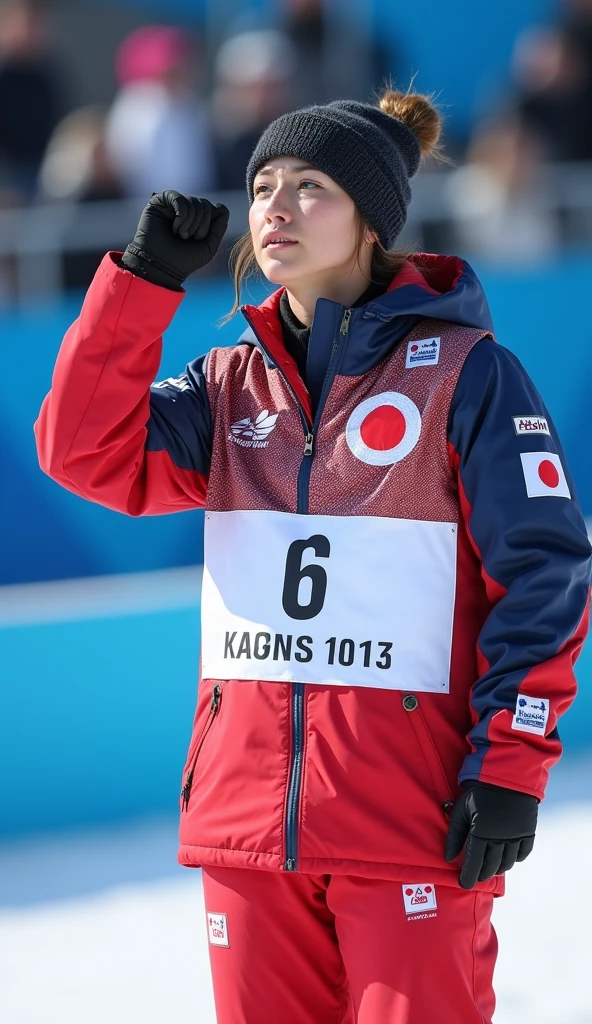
[401,693,454,817]
[296,306,351,513]
[181,684,222,811]
[242,305,352,871]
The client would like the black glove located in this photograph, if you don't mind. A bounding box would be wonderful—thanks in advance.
[444,780,538,890]
[121,191,230,290]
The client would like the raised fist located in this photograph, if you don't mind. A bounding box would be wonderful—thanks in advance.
[121,191,230,290]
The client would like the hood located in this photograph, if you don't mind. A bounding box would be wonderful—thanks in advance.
[239,254,494,422]
[370,253,493,333]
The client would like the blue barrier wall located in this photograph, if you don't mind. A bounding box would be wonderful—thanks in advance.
[1,585,590,839]
[1,279,244,586]
[0,600,201,837]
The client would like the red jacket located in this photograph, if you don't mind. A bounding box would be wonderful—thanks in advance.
[35,252,591,893]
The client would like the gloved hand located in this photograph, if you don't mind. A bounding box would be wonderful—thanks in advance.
[444,780,538,890]
[121,191,230,290]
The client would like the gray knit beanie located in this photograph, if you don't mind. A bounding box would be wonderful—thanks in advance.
[246,93,439,249]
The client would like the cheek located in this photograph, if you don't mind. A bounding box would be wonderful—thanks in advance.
[303,203,357,261]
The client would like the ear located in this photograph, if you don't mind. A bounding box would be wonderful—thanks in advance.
[364,230,378,245]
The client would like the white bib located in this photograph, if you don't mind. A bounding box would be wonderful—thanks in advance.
[201,510,457,692]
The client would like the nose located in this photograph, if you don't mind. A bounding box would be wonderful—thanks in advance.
[264,184,293,225]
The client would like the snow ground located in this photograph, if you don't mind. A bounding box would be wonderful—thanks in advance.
[1,758,591,1024]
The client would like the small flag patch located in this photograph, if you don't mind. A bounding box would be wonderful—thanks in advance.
[520,452,570,498]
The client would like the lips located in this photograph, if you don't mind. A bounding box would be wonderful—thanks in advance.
[263,234,297,248]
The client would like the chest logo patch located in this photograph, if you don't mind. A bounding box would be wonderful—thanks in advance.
[346,392,422,466]
[229,409,278,450]
[405,336,441,368]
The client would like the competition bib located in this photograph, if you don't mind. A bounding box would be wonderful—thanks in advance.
[201,510,457,692]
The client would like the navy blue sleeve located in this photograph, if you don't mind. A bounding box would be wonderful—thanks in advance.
[148,353,212,477]
[448,338,591,799]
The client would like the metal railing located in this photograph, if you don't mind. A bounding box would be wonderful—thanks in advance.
[0,191,248,304]
[1,163,592,305]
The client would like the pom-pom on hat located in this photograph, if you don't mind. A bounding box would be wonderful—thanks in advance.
[246,90,442,250]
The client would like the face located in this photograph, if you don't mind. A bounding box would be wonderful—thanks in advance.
[249,156,372,289]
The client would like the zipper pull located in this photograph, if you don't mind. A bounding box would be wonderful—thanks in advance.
[340,308,352,335]
[303,432,314,456]
[211,684,222,713]
[181,770,194,811]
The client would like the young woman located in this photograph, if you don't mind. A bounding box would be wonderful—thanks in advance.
[35,89,591,1024]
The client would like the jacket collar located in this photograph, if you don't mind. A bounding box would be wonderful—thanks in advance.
[240,254,494,422]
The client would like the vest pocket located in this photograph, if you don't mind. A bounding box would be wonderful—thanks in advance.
[401,693,454,818]
[181,684,222,812]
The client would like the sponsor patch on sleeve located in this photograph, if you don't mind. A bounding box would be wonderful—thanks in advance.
[405,337,440,368]
[207,912,230,947]
[512,695,550,735]
[513,415,550,436]
[520,451,571,498]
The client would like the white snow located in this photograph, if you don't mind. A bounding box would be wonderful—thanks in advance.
[1,792,591,1022]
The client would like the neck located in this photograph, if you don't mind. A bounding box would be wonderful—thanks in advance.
[284,263,372,327]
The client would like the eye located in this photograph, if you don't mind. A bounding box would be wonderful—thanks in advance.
[254,180,320,195]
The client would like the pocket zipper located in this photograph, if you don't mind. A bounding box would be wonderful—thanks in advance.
[181,684,222,811]
[402,693,454,817]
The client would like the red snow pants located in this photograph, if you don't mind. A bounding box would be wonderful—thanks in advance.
[202,866,498,1024]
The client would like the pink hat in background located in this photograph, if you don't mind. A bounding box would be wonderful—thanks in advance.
[115,25,192,85]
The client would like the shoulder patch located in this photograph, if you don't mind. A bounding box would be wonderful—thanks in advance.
[513,415,550,436]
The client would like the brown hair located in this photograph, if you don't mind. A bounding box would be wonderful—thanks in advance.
[221,87,444,324]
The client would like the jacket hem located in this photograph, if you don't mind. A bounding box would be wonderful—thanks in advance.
[178,844,505,895]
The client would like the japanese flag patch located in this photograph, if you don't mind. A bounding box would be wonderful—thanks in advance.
[402,884,437,915]
[520,452,570,499]
[405,336,440,368]
[207,912,229,947]
[512,695,550,735]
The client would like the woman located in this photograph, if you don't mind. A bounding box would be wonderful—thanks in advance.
[35,89,591,1024]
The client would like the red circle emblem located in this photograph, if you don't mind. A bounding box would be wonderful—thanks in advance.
[405,888,414,896]
[345,392,422,466]
[411,344,419,352]
[538,459,560,488]
[424,886,432,893]
[359,405,406,451]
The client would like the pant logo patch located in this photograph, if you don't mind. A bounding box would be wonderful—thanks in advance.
[207,911,229,947]
[402,884,437,919]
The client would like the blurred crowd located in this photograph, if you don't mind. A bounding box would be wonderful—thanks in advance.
[0,0,390,206]
[0,0,592,297]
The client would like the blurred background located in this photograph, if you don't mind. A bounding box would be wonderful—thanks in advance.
[0,0,591,1020]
